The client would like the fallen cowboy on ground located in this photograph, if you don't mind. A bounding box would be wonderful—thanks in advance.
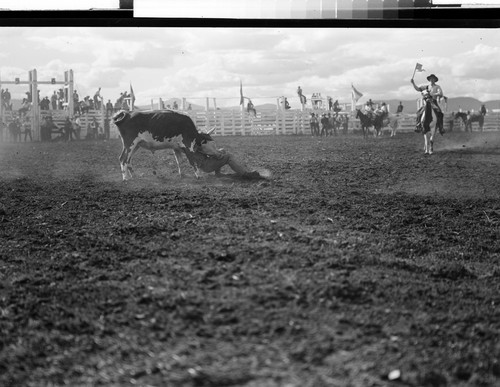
[113,110,269,181]
[180,132,269,180]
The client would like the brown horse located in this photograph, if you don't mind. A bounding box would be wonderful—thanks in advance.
[355,109,373,139]
[454,112,484,132]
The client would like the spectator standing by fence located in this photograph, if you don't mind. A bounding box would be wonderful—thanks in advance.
[106,100,114,115]
[396,101,404,114]
[328,113,337,136]
[23,117,32,142]
[40,97,51,110]
[51,91,58,110]
[58,89,64,109]
[8,119,21,142]
[73,115,81,140]
[320,113,329,136]
[63,117,75,142]
[91,117,101,139]
[40,117,50,141]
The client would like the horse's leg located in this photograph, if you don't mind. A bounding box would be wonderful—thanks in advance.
[428,112,438,154]
[429,130,435,155]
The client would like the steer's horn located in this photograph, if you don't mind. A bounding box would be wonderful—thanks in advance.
[206,126,216,135]
[112,110,129,124]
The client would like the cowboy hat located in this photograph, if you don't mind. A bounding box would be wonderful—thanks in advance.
[427,74,438,82]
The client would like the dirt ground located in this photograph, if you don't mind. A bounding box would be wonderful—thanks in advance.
[0,130,499,387]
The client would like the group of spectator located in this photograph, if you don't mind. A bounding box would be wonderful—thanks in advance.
[310,112,349,137]
[0,85,130,143]
[0,116,32,142]
[39,115,110,142]
[1,86,127,117]
[0,113,110,143]
[328,97,341,112]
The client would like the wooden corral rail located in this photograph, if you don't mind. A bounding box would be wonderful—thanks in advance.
[108,109,500,139]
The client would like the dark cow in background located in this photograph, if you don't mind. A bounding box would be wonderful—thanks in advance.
[113,110,216,181]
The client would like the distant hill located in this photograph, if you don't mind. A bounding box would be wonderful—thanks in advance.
[368,97,500,114]
[137,98,206,111]
[255,103,280,110]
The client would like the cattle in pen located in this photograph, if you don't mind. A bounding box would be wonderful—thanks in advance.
[112,110,216,180]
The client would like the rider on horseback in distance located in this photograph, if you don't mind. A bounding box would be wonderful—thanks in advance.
[411,74,444,135]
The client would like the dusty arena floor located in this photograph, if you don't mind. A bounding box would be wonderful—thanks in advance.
[1,130,499,387]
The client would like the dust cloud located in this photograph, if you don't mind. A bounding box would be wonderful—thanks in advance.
[438,131,500,152]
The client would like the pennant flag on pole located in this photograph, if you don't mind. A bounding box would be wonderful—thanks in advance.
[351,84,363,102]
[411,63,425,80]
[239,80,244,105]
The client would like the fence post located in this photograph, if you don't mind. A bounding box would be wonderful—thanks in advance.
[241,110,245,135]
[231,110,235,135]
[217,110,222,136]
[33,69,41,141]
[282,109,286,135]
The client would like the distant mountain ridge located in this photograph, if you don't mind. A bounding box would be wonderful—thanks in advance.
[381,97,499,114]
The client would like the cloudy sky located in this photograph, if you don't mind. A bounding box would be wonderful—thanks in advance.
[0,27,499,108]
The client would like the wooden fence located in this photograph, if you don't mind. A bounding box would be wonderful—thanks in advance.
[105,108,500,139]
[1,108,108,141]
[4,106,499,142]
[40,109,108,140]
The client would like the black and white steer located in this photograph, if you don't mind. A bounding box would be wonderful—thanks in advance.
[113,110,216,180]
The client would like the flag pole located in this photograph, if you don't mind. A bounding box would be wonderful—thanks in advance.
[411,66,417,81]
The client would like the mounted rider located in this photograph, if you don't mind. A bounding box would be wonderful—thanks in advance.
[411,74,444,134]
[375,102,388,117]
[364,99,375,120]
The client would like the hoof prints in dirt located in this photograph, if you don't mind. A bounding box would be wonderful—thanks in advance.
[1,133,500,386]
